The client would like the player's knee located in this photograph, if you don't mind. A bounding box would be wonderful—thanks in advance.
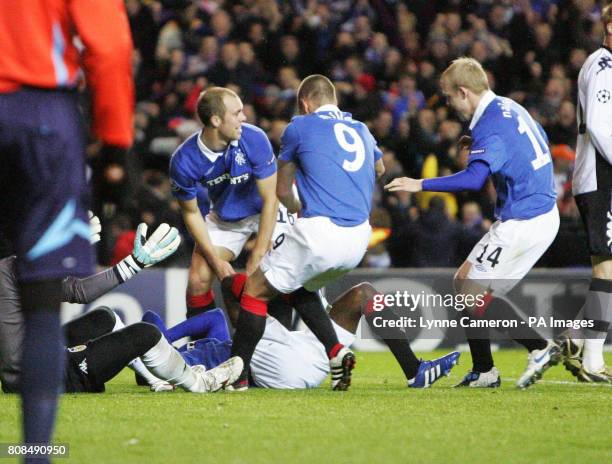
[90,306,117,329]
[124,322,162,353]
[453,263,471,293]
[592,256,612,280]
[354,282,378,302]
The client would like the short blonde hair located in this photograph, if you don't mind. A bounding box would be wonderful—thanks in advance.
[297,74,337,107]
[440,57,489,95]
[196,87,239,127]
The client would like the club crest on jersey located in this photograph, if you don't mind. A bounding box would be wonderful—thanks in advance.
[67,345,87,353]
[234,150,246,166]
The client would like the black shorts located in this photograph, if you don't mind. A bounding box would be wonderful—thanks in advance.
[574,189,612,257]
[64,344,105,393]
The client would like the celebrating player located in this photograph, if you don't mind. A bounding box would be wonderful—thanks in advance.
[386,58,561,388]
[228,75,386,391]
[556,4,612,383]
[170,87,278,320]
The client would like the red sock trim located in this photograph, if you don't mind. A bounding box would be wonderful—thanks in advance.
[328,343,344,359]
[474,292,494,318]
[187,290,215,309]
[364,293,385,316]
[231,273,247,299]
[240,293,268,317]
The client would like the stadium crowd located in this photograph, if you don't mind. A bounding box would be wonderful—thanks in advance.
[91,0,605,269]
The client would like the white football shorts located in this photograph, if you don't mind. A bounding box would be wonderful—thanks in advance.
[206,205,296,259]
[250,316,356,389]
[260,216,371,293]
[466,204,560,295]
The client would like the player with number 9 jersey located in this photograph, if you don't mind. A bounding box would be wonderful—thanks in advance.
[278,105,382,226]
[226,76,385,392]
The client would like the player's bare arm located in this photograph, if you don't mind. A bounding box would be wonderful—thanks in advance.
[276,160,302,213]
[178,198,235,280]
[248,173,279,275]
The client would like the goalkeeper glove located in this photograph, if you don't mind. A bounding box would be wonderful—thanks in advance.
[89,211,101,245]
[115,223,181,283]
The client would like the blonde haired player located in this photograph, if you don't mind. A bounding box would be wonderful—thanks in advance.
[386,58,561,388]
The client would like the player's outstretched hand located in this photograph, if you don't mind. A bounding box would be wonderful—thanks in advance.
[89,211,102,245]
[132,223,181,267]
[384,177,423,193]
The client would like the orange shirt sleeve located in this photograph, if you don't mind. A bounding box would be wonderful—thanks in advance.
[69,0,135,147]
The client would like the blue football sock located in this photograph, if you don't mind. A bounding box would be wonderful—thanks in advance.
[167,308,230,342]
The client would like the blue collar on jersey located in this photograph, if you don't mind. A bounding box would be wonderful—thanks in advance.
[196,130,239,163]
[469,90,496,130]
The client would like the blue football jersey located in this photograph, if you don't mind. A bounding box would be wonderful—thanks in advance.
[279,105,382,226]
[468,91,556,221]
[169,123,276,222]
[178,338,232,370]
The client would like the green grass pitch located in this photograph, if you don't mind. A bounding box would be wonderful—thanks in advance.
[1,350,610,464]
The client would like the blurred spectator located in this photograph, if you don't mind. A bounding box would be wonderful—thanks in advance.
[93,0,604,268]
[547,100,577,147]
[456,202,491,263]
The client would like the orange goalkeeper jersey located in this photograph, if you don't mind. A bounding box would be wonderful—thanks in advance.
[0,0,135,147]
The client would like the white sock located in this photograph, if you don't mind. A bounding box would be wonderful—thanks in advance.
[140,336,198,391]
[568,327,585,350]
[128,357,163,386]
[582,338,605,373]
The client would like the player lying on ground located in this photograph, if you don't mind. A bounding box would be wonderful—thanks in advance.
[140,280,459,390]
[0,219,180,392]
[60,307,241,393]
[386,57,562,389]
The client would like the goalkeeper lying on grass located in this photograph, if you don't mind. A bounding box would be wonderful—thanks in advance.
[0,219,242,394]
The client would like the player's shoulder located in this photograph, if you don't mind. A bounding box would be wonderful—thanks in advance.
[170,131,200,165]
[240,122,267,139]
[582,47,612,76]
[474,96,510,131]
[239,123,272,147]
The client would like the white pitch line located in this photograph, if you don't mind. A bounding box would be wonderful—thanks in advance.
[505,377,612,387]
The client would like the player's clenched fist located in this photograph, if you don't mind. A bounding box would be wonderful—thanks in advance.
[384,177,424,193]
